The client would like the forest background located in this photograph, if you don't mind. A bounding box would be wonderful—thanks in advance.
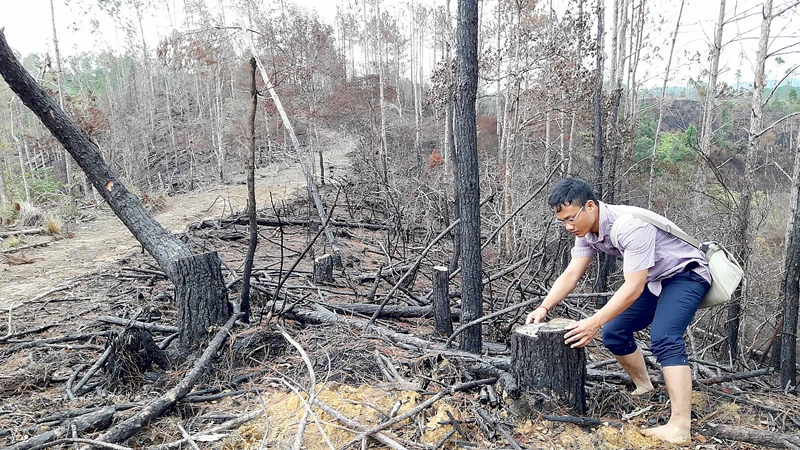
[1,0,800,403]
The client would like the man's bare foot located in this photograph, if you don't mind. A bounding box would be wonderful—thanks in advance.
[630,383,654,395]
[640,423,691,445]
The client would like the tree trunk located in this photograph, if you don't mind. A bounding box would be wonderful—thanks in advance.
[313,254,334,284]
[780,161,800,392]
[592,0,609,308]
[454,0,483,353]
[376,0,390,183]
[0,151,8,205]
[239,57,259,324]
[511,320,586,413]
[433,266,454,336]
[0,30,229,350]
[239,25,340,261]
[444,6,461,274]
[733,0,773,360]
[695,0,726,218]
[49,0,74,191]
[411,0,423,175]
[175,252,229,348]
[648,0,684,208]
[8,102,31,204]
[592,0,605,195]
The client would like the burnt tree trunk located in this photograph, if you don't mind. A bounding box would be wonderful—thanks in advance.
[239,56,258,324]
[454,0,483,353]
[0,30,228,350]
[176,253,229,348]
[779,161,800,391]
[313,254,334,284]
[511,320,586,413]
[432,265,454,336]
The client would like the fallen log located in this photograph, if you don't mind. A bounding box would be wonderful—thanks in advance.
[697,368,774,385]
[281,302,510,368]
[0,324,58,343]
[5,331,112,352]
[193,216,390,231]
[1,241,50,254]
[0,228,47,238]
[704,424,800,449]
[6,406,115,450]
[705,387,785,415]
[467,362,520,399]
[319,302,460,320]
[36,404,139,424]
[444,297,543,347]
[97,316,179,333]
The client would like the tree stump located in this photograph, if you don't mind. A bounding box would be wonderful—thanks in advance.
[432,266,453,336]
[511,319,586,413]
[313,254,334,283]
[175,252,229,350]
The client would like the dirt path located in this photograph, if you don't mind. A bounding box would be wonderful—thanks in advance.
[0,138,352,309]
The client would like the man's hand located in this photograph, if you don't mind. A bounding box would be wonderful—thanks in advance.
[526,307,547,324]
[564,316,602,348]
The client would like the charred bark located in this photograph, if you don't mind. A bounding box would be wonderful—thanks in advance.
[454,0,483,353]
[175,252,229,349]
[433,265,454,336]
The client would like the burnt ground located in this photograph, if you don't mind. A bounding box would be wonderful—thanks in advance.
[1,141,800,449]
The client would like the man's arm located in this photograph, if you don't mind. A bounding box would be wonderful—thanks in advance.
[563,268,648,348]
[526,256,592,324]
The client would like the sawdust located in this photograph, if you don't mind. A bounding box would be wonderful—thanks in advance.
[219,384,422,449]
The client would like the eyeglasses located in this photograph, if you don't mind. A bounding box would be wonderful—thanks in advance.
[554,205,585,224]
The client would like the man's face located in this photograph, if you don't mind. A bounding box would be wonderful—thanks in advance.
[554,202,591,237]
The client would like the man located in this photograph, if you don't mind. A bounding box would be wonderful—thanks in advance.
[526,178,711,445]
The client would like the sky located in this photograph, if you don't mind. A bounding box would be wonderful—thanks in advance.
[1,0,798,90]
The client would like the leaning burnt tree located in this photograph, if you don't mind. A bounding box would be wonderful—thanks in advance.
[0,29,229,350]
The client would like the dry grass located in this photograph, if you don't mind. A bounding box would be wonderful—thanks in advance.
[44,214,62,235]
[3,236,22,248]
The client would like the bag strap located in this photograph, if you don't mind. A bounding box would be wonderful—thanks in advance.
[612,212,703,249]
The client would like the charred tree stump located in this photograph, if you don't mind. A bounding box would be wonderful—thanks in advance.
[432,266,453,336]
[511,319,586,413]
[105,328,170,392]
[176,252,229,350]
[313,254,334,284]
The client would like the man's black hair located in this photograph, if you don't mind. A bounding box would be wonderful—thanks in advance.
[547,178,599,212]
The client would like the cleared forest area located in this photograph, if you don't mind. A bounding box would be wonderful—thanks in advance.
[1,0,800,448]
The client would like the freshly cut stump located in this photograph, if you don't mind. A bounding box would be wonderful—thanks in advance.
[511,319,586,413]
